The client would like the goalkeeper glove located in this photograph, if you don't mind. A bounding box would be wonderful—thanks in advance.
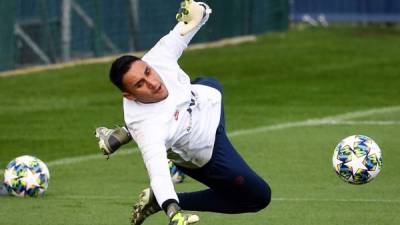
[176,0,212,36]
[167,203,199,225]
[95,126,131,157]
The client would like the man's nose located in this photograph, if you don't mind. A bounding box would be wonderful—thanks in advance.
[146,77,157,89]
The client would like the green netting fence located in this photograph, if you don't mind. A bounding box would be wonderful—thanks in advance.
[0,0,289,72]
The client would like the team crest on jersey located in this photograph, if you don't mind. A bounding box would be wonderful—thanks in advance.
[174,110,179,120]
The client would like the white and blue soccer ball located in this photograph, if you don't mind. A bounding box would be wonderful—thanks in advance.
[332,135,383,184]
[169,160,185,184]
[3,155,50,197]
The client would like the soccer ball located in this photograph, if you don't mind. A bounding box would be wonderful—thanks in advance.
[3,155,50,197]
[169,160,185,184]
[332,135,383,184]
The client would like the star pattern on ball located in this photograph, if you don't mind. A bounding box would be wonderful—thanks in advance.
[20,169,41,190]
[4,168,18,185]
[345,151,367,175]
[332,154,343,168]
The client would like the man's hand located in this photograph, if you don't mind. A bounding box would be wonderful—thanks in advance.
[95,126,132,157]
[169,212,199,225]
[176,0,212,36]
[166,202,199,225]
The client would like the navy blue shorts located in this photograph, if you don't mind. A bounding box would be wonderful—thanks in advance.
[176,77,271,213]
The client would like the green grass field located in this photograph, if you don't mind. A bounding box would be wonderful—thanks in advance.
[1,26,400,225]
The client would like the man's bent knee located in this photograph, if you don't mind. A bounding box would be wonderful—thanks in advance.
[248,181,271,212]
[230,179,271,213]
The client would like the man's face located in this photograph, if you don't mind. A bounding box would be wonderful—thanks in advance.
[122,60,169,103]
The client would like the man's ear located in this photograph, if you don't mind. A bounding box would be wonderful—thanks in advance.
[123,92,136,101]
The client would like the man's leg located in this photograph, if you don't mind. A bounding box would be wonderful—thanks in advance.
[176,125,271,213]
[180,77,271,213]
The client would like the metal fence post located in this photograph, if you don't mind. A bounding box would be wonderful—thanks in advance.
[61,0,71,62]
[92,0,103,57]
[128,0,140,51]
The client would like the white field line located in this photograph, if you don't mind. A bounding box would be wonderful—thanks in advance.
[49,195,400,203]
[329,120,400,126]
[229,105,400,137]
[0,151,142,176]
[1,106,400,176]
[46,148,138,167]
[272,197,400,203]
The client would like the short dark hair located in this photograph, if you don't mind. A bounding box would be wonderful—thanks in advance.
[109,55,141,91]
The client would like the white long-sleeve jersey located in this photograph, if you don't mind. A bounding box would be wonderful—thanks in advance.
[123,13,221,206]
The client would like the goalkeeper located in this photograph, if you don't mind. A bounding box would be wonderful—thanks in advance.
[96,1,271,225]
